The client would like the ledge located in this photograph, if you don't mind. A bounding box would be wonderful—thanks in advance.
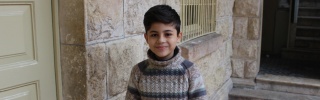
[231,78,256,89]
[180,33,223,62]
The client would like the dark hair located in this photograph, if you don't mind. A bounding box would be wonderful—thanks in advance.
[143,5,181,34]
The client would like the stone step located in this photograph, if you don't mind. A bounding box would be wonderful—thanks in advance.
[295,40,320,49]
[256,74,320,96]
[299,16,320,19]
[299,0,320,8]
[297,26,320,30]
[231,78,255,89]
[297,18,320,28]
[299,7,320,10]
[296,28,320,37]
[296,36,320,41]
[298,9,320,16]
[229,88,320,100]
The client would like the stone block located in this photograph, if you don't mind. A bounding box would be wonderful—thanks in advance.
[215,17,233,41]
[211,79,233,100]
[109,92,126,100]
[234,0,261,17]
[107,35,144,98]
[61,44,87,100]
[244,60,259,78]
[180,33,223,62]
[87,0,124,43]
[224,61,233,81]
[248,18,260,40]
[59,0,85,45]
[195,48,231,96]
[219,42,227,61]
[233,17,248,39]
[124,0,165,35]
[86,43,107,100]
[232,39,259,58]
[226,39,233,57]
[216,0,235,18]
[232,78,256,89]
[231,58,245,78]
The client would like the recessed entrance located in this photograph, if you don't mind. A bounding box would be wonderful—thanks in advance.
[260,0,320,96]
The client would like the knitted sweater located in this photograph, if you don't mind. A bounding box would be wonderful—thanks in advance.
[125,47,207,100]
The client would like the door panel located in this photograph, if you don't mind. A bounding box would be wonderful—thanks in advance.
[0,4,35,71]
[0,0,56,100]
[0,81,38,100]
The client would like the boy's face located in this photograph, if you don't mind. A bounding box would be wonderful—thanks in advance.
[144,22,182,60]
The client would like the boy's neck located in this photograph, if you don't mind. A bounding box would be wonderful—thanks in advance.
[155,52,174,61]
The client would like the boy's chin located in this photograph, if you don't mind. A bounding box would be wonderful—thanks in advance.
[154,53,171,59]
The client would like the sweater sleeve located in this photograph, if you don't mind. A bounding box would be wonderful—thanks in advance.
[125,65,141,100]
[187,65,207,100]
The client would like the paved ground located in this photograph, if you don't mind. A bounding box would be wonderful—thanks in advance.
[259,55,320,79]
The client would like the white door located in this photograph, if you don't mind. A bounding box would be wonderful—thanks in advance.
[0,0,57,100]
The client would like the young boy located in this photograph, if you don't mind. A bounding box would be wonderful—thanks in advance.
[126,5,207,100]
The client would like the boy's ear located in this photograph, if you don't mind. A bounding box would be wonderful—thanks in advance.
[144,33,148,43]
[178,32,183,42]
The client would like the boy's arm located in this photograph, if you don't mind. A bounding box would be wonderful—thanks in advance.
[188,65,207,100]
[125,65,141,100]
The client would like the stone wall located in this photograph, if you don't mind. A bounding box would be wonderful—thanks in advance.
[60,0,237,100]
[85,1,179,100]
[231,0,263,83]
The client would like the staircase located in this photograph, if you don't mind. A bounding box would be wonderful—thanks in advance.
[283,0,320,61]
[229,74,320,100]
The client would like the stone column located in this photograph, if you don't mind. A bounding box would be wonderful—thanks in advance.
[59,0,87,100]
[231,0,263,84]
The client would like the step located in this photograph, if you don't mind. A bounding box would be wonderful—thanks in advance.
[297,26,320,30]
[256,74,320,96]
[299,7,320,10]
[296,36,320,41]
[229,88,320,100]
[232,78,255,89]
[297,18,320,27]
[298,9,320,16]
[295,40,320,49]
[298,16,320,19]
[296,29,320,37]
[299,0,320,7]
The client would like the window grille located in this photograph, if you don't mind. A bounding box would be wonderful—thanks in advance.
[180,0,216,42]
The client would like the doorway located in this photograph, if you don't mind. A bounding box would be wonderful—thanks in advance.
[261,0,320,80]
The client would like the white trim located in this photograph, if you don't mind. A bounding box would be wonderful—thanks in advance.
[52,0,62,99]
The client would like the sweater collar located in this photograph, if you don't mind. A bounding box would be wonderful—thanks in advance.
[147,47,183,67]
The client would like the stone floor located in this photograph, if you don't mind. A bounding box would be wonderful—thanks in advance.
[259,55,320,79]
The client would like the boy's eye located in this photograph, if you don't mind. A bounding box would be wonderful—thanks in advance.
[165,33,172,37]
[150,34,158,37]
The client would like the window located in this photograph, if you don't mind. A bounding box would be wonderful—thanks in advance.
[180,0,216,42]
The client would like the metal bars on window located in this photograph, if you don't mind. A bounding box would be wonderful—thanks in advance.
[180,0,216,42]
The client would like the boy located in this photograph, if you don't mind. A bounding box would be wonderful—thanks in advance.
[126,5,207,100]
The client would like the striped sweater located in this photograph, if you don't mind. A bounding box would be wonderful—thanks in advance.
[125,47,207,100]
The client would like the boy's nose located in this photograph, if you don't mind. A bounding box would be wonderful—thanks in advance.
[157,35,166,43]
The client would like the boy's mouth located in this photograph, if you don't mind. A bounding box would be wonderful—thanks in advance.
[155,46,167,50]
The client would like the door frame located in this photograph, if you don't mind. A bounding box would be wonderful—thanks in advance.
[52,0,62,99]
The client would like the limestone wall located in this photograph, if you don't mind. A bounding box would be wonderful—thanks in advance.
[231,0,263,81]
[85,1,177,100]
[59,0,236,100]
